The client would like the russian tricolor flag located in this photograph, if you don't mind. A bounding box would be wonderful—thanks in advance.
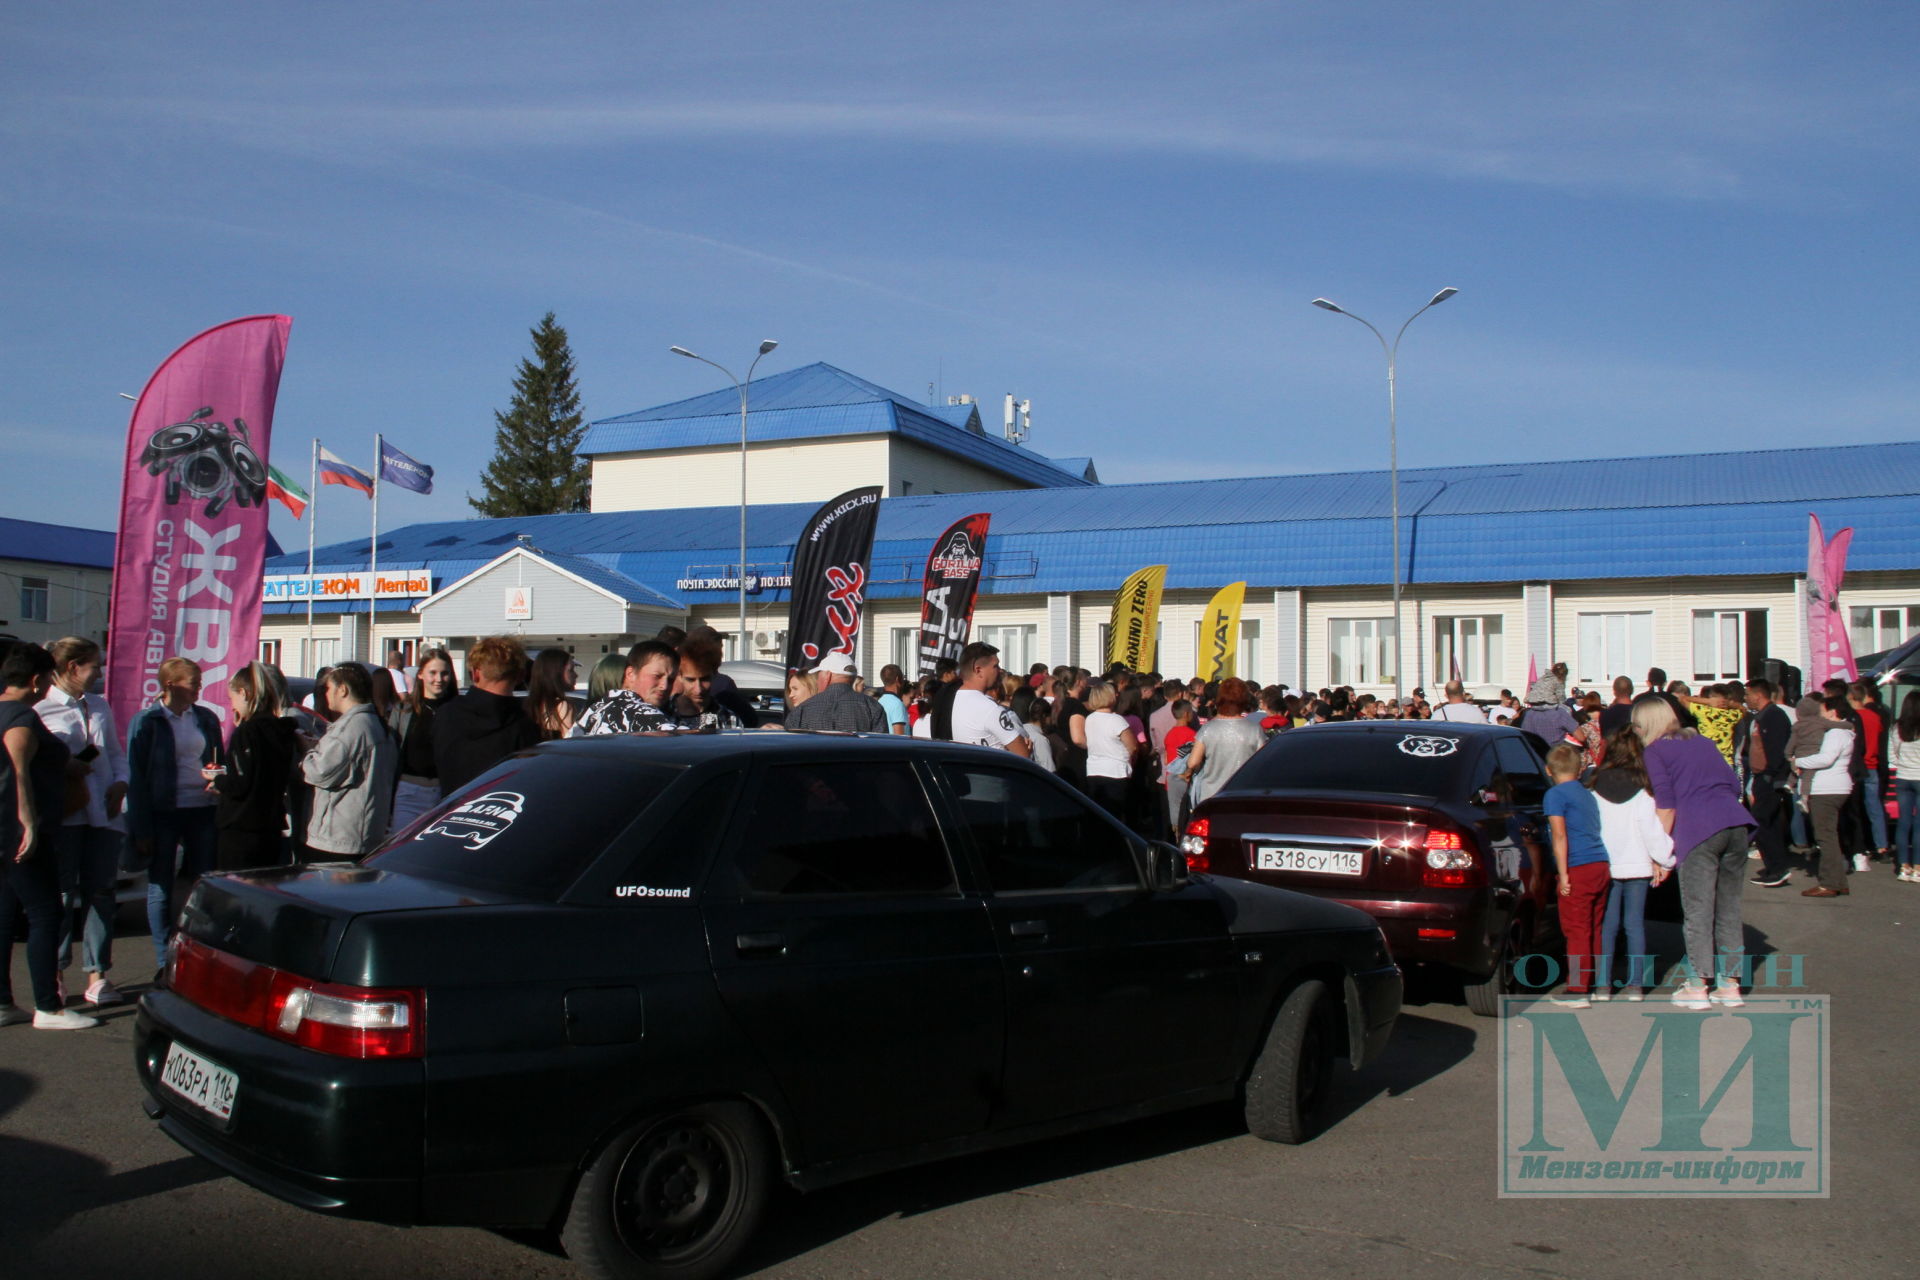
[318,445,373,496]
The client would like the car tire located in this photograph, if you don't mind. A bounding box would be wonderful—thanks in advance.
[561,1101,773,1280]
[1243,978,1337,1145]
[1463,916,1525,1019]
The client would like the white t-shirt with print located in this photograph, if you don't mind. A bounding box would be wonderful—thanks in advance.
[951,688,1023,751]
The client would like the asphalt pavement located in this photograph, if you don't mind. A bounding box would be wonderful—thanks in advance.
[3,862,1917,1280]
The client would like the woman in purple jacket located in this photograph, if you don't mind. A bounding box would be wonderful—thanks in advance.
[1633,694,1755,1011]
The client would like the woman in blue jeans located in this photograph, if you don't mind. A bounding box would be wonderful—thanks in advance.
[125,657,223,981]
[1892,697,1920,881]
[1591,729,1676,998]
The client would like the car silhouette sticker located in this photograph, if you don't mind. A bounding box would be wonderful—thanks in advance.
[418,791,526,851]
[1397,735,1459,758]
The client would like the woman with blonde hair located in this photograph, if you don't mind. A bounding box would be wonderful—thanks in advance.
[126,656,223,978]
[1082,681,1139,818]
[1635,692,1754,1010]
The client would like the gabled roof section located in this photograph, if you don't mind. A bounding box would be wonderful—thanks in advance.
[580,361,1094,491]
[0,517,115,570]
[411,544,683,613]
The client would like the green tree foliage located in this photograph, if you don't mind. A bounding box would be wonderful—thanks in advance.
[471,312,590,516]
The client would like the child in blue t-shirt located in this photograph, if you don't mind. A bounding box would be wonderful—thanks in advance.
[1543,743,1611,1007]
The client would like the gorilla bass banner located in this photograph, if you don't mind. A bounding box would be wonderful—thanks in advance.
[108,316,293,732]
[916,513,990,678]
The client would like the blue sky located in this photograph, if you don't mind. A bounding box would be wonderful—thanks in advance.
[3,2,1915,556]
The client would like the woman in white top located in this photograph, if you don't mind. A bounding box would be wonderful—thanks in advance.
[1795,696,1857,896]
[1589,730,1674,1000]
[1082,681,1137,819]
[1892,696,1920,881]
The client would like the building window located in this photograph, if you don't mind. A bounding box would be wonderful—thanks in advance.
[1850,605,1920,658]
[1692,609,1768,682]
[1190,618,1263,684]
[258,639,282,666]
[890,626,917,677]
[977,624,1038,675]
[1575,612,1653,686]
[1329,617,1394,687]
[19,577,48,622]
[1434,615,1504,686]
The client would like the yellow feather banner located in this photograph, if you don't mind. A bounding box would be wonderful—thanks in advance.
[1199,581,1246,681]
[1107,565,1168,670]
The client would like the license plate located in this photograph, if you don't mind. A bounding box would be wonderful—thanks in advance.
[1253,846,1365,876]
[161,1042,239,1123]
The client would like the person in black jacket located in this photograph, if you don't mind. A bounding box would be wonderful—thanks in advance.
[432,637,539,797]
[211,663,299,871]
[1743,678,1797,888]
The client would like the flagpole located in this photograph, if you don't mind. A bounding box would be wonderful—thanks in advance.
[305,437,318,676]
[370,432,381,666]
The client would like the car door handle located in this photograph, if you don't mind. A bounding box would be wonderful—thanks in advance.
[1008,920,1048,939]
[735,932,787,956]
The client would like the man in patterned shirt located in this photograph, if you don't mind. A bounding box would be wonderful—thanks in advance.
[571,640,678,736]
[784,654,888,733]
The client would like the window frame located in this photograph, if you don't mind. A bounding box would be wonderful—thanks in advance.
[1328,616,1395,687]
[1432,614,1504,686]
[19,576,49,623]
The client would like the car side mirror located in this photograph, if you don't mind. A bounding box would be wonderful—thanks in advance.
[1147,840,1187,890]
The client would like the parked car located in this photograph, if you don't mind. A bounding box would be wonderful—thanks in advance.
[1184,720,1559,1017]
[134,732,1400,1280]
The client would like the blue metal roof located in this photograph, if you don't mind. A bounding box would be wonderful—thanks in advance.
[528,549,684,610]
[580,362,1095,491]
[262,440,1920,614]
[0,517,115,569]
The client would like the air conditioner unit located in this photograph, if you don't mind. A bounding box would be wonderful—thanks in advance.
[753,630,780,651]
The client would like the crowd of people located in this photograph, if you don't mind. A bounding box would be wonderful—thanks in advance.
[3,622,1911,1029]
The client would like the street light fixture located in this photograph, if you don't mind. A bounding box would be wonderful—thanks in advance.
[1311,288,1459,704]
[670,339,780,655]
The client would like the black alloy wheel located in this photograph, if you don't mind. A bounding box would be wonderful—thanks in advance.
[563,1102,771,1280]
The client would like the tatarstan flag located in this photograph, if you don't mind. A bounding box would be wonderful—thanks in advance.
[267,463,309,519]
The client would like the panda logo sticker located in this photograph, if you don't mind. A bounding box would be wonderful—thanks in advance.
[419,791,526,851]
[1397,735,1459,759]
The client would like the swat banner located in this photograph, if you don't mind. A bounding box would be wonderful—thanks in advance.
[916,512,991,678]
[108,315,293,732]
[1106,564,1168,671]
[784,486,884,673]
[1199,581,1246,681]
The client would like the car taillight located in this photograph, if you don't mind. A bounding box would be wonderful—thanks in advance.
[1181,818,1211,873]
[170,934,423,1059]
[1420,825,1482,888]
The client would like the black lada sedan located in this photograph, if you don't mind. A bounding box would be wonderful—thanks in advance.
[136,733,1401,1280]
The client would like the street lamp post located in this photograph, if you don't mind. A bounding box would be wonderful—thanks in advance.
[669,340,779,656]
[1311,288,1458,705]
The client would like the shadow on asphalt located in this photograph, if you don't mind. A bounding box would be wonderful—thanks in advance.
[0,1068,222,1250]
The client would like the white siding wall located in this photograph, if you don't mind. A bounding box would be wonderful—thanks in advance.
[1,559,112,645]
[1551,576,1798,688]
[590,436,893,513]
[886,438,1037,498]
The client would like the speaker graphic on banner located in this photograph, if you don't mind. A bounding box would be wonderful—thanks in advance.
[1107,565,1168,671]
[108,315,293,732]
[784,486,884,673]
[917,513,991,678]
[1200,581,1246,681]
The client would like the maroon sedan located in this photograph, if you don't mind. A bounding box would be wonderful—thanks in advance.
[1184,721,1559,1016]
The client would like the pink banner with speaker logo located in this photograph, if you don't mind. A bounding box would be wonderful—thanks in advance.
[107,316,292,733]
[1805,513,1858,687]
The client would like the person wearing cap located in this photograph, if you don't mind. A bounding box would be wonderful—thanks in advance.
[784,653,889,733]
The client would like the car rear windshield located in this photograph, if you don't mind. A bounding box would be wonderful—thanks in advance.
[1228,728,1474,798]
[366,757,681,897]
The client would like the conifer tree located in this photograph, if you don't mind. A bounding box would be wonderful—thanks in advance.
[470,312,590,516]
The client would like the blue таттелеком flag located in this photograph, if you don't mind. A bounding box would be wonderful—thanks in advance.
[379,439,434,494]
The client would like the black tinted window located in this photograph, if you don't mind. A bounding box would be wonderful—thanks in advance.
[606,771,742,901]
[1495,737,1550,805]
[367,758,679,897]
[1229,728,1472,798]
[942,765,1139,893]
[728,761,955,897]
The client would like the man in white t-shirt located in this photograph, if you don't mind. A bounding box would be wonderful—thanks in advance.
[948,642,1032,758]
[1434,680,1487,724]
[1487,689,1519,725]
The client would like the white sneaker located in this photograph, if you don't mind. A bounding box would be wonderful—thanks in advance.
[1901,866,1916,882]
[0,1003,30,1027]
[1549,993,1591,1009]
[1747,848,1762,860]
[1854,853,1872,873]
[83,978,125,1007]
[1671,983,1712,1011]
[32,1008,101,1030]
[1710,983,1746,1008]
[1590,989,1613,1002]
